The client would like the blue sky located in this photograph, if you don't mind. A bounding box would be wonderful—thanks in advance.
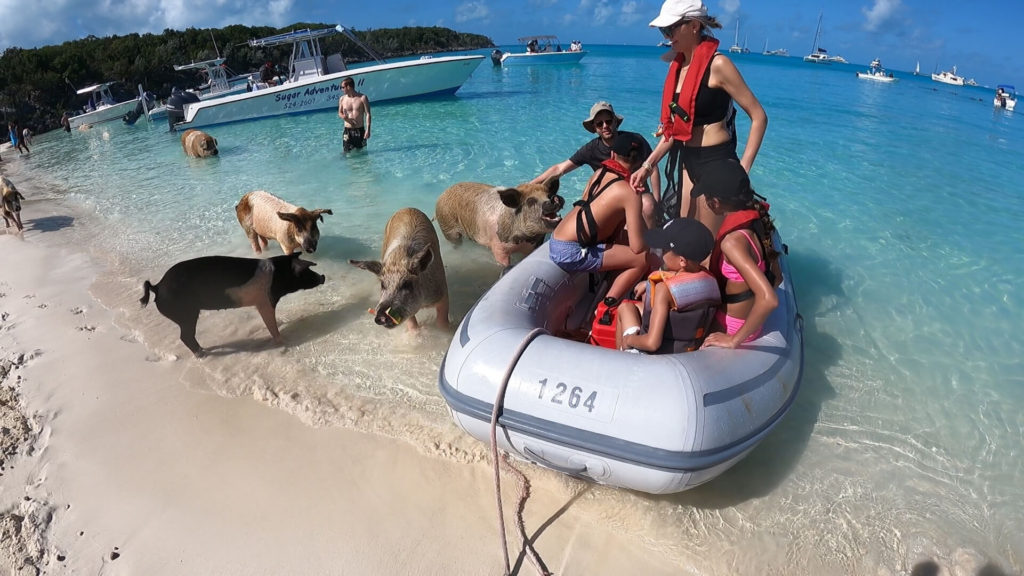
[0,0,1019,87]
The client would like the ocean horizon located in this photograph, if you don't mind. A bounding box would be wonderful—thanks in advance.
[4,44,1022,574]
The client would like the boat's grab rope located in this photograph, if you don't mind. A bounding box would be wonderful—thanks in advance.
[490,327,551,576]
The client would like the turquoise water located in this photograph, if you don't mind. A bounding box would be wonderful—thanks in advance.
[6,45,1024,574]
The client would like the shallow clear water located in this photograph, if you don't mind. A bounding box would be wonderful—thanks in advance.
[7,45,1024,574]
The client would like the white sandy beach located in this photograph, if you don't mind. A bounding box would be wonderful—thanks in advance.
[0,168,686,575]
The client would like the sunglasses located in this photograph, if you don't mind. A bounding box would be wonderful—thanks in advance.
[593,119,615,128]
[659,19,688,39]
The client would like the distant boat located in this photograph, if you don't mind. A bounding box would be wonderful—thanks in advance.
[914,61,921,76]
[856,58,897,83]
[965,78,978,87]
[932,65,965,86]
[68,82,140,129]
[827,55,848,64]
[500,35,586,66]
[729,18,744,53]
[994,85,1016,111]
[803,12,830,64]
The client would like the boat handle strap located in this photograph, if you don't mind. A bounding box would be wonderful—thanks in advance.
[522,445,589,475]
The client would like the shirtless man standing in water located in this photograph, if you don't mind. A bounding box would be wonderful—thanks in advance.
[338,77,371,152]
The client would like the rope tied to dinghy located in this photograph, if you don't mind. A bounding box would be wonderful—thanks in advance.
[490,327,551,576]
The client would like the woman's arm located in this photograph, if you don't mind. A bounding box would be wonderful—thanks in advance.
[714,57,767,172]
[703,232,778,348]
[630,136,672,191]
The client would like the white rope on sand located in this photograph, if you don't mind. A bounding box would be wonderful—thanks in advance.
[489,327,550,576]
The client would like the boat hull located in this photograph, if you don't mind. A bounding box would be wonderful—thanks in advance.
[439,235,803,495]
[857,72,897,83]
[174,55,484,130]
[500,51,586,66]
[68,99,139,129]
[932,72,965,86]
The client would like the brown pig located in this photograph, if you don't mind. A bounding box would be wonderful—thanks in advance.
[435,177,564,268]
[1,176,25,232]
[236,190,333,255]
[181,129,218,158]
[349,207,449,331]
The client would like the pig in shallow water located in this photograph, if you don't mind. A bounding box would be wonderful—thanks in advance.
[181,129,218,158]
[435,177,564,268]
[139,253,325,357]
[235,190,333,255]
[349,207,449,331]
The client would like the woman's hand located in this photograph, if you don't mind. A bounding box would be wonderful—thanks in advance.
[701,332,737,349]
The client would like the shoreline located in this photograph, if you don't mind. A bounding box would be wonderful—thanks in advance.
[0,161,682,574]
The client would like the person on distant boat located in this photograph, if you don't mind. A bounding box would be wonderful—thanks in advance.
[527,39,539,53]
[532,101,662,228]
[616,217,719,354]
[259,61,277,86]
[632,0,767,240]
[548,132,655,304]
[699,160,779,347]
[338,77,371,153]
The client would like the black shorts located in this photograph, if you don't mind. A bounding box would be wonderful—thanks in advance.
[343,127,366,152]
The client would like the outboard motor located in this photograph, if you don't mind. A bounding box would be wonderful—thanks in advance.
[165,89,201,131]
[123,100,146,125]
[491,49,503,66]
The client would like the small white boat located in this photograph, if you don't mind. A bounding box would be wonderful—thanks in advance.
[439,235,803,495]
[500,36,586,66]
[914,61,921,76]
[932,66,965,86]
[857,59,897,83]
[827,55,848,63]
[172,26,484,131]
[728,19,748,53]
[994,85,1017,111]
[68,82,140,129]
[143,58,252,120]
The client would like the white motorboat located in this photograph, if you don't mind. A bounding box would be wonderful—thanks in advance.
[143,58,252,120]
[500,36,586,66]
[857,59,897,83]
[68,82,140,129]
[827,55,848,64]
[171,26,484,131]
[803,12,831,64]
[994,85,1017,111]
[932,66,965,86]
[439,235,803,495]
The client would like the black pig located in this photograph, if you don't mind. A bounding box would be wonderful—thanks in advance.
[140,253,325,357]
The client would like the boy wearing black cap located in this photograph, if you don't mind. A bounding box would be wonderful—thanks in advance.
[616,217,720,354]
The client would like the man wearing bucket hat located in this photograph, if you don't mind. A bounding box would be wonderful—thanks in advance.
[533,101,662,228]
[630,0,767,238]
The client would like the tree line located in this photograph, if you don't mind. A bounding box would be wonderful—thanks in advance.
[0,23,494,134]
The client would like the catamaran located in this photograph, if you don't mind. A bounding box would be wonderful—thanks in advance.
[803,12,830,63]
[170,26,484,131]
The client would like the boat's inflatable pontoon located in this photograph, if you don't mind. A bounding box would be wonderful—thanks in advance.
[439,235,803,494]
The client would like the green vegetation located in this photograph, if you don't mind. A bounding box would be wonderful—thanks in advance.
[0,24,494,133]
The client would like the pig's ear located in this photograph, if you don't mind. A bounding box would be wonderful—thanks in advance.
[292,256,316,273]
[278,211,301,224]
[314,209,334,222]
[542,176,560,197]
[497,187,523,209]
[409,247,434,274]
[349,259,383,276]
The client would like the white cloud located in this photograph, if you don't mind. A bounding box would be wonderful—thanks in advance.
[719,0,740,18]
[0,0,296,50]
[863,0,901,32]
[455,1,490,23]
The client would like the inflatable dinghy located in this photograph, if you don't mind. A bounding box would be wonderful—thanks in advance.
[438,234,803,494]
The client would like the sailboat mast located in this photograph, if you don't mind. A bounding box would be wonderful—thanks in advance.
[811,12,822,52]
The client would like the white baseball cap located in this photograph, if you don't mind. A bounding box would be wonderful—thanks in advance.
[649,0,708,28]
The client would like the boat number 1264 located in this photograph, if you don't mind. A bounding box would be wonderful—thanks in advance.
[536,378,597,413]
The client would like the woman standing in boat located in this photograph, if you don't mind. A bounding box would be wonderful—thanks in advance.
[630,0,767,237]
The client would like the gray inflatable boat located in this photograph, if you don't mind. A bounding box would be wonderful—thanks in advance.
[439,235,803,494]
